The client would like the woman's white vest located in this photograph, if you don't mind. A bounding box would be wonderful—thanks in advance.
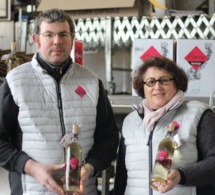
[122,100,209,195]
[6,55,99,195]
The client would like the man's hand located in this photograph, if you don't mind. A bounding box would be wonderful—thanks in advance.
[72,163,93,195]
[24,159,66,195]
[157,170,181,193]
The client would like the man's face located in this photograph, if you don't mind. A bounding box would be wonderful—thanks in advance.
[33,21,74,66]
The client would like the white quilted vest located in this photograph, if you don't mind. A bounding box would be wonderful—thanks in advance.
[122,101,209,195]
[7,55,99,195]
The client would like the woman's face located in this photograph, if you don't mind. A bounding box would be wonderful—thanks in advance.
[143,67,177,109]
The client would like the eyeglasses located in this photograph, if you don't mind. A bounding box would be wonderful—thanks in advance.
[143,76,174,87]
[38,32,73,40]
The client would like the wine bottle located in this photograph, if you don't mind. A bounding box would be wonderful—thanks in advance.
[6,42,19,73]
[64,125,82,192]
[150,122,177,191]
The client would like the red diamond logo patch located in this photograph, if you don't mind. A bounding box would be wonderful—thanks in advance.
[140,46,162,61]
[75,86,87,98]
[184,46,208,70]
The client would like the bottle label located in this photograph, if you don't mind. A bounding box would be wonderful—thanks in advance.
[173,133,182,148]
[60,133,73,148]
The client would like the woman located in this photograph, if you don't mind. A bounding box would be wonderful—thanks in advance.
[114,56,215,195]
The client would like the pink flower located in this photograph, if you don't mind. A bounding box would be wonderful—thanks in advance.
[157,150,168,161]
[173,121,181,129]
[167,121,181,131]
[70,157,79,170]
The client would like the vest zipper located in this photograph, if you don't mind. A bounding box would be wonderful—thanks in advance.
[147,122,157,195]
[55,67,66,137]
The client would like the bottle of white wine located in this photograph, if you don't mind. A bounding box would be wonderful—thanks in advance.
[64,125,82,193]
[6,41,19,73]
[150,122,177,191]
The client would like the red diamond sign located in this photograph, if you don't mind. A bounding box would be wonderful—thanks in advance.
[140,46,162,61]
[75,86,87,98]
[184,46,208,70]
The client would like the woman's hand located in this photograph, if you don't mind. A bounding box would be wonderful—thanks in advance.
[157,170,181,193]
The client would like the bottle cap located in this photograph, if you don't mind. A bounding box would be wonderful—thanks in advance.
[168,123,175,132]
[72,125,79,135]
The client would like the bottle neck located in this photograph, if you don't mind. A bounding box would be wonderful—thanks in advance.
[166,131,173,138]
[10,42,17,57]
[10,50,16,57]
[11,48,16,54]
[72,133,78,141]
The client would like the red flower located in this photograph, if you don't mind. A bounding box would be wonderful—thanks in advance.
[157,150,168,161]
[70,157,79,170]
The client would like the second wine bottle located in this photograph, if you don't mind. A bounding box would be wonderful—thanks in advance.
[150,122,177,191]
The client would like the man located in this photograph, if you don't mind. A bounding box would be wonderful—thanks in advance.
[0,8,119,195]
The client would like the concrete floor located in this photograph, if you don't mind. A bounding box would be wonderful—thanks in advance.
[0,167,10,195]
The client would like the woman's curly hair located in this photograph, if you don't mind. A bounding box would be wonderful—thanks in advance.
[133,56,188,98]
